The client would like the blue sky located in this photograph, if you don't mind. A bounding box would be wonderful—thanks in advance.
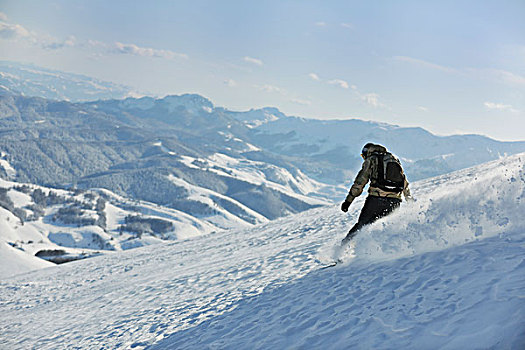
[1,0,524,141]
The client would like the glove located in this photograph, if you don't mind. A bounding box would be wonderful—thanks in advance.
[340,200,351,213]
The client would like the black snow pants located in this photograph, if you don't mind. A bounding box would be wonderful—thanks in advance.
[342,195,401,244]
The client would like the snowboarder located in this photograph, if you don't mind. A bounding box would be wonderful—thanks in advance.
[340,143,412,245]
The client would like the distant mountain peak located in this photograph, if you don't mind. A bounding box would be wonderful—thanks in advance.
[115,93,216,114]
[220,106,287,128]
[161,94,214,113]
[118,96,156,110]
[250,106,286,119]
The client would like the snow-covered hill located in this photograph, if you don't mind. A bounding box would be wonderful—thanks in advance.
[0,179,222,274]
[0,93,331,228]
[0,163,327,277]
[1,153,523,349]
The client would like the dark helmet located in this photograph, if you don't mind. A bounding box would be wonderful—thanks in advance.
[361,143,375,158]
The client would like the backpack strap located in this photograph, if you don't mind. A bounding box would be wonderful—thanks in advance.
[375,152,385,184]
[368,152,384,186]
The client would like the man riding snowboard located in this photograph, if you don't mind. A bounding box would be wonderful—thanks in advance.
[341,143,412,245]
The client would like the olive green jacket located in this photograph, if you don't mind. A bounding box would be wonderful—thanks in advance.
[345,145,412,204]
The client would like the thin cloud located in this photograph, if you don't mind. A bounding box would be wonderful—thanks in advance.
[495,70,525,85]
[393,56,457,73]
[244,56,263,66]
[290,98,312,106]
[349,84,387,109]
[393,55,524,111]
[255,83,311,105]
[0,12,9,22]
[309,73,320,81]
[309,73,387,109]
[0,16,76,52]
[0,16,188,59]
[328,79,349,89]
[315,21,327,27]
[85,39,190,61]
[0,21,30,40]
[257,84,286,94]
[86,39,107,49]
[224,79,237,87]
[114,42,188,60]
[361,93,383,108]
[395,56,525,87]
[42,35,76,50]
[475,69,525,86]
[418,106,429,112]
[341,23,353,29]
[0,19,75,51]
[484,102,519,113]
[310,72,387,109]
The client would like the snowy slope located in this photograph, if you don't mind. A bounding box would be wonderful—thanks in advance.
[179,152,329,205]
[0,154,524,349]
[0,241,53,278]
[0,151,327,278]
[0,180,220,278]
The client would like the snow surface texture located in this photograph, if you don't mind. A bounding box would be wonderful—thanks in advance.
[1,154,524,349]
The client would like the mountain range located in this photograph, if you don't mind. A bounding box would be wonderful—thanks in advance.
[0,61,138,101]
[1,61,525,264]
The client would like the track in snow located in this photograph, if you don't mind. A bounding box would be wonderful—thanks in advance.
[153,232,525,349]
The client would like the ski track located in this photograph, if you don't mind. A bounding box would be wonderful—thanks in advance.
[0,155,524,349]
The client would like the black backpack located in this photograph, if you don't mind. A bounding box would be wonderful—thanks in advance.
[371,152,405,193]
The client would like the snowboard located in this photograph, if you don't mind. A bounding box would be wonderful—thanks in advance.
[319,260,341,269]
[317,240,356,269]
